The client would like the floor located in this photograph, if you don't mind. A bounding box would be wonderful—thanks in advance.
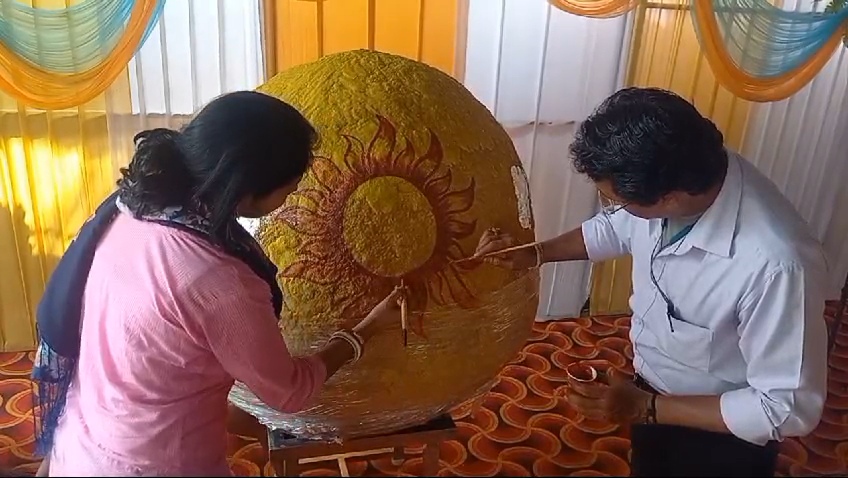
[1,307,846,476]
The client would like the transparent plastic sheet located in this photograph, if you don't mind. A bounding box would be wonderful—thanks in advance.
[227,270,540,443]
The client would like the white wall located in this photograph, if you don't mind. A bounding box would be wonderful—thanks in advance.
[462,0,628,318]
[128,0,264,116]
[740,0,848,297]
[109,0,266,215]
[465,0,848,307]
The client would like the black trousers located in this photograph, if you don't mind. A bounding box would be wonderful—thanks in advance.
[629,376,779,477]
[630,423,779,477]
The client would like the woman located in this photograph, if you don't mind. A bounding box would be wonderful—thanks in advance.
[32,91,405,476]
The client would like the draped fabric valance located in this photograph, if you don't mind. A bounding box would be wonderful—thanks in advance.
[550,0,848,101]
[0,0,164,109]
[0,0,844,107]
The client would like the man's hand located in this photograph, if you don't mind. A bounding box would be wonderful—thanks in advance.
[472,227,540,270]
[566,363,653,424]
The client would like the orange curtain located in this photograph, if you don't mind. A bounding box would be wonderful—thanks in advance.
[549,0,639,18]
[0,78,135,351]
[262,0,463,78]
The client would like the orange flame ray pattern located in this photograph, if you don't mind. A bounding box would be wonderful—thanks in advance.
[268,116,479,338]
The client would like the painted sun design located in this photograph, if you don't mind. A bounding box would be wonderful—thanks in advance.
[273,115,478,338]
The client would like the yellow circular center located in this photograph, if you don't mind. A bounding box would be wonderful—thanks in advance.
[343,176,437,278]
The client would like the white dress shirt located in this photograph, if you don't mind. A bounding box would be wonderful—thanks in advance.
[580,153,829,446]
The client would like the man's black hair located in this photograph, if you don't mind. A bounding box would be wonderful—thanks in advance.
[570,87,728,205]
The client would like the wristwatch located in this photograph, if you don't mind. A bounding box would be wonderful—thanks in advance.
[644,394,658,424]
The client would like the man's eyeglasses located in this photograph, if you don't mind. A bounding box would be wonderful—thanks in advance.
[598,190,629,216]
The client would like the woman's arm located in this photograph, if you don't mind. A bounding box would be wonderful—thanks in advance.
[200,289,329,413]
[187,268,365,413]
[315,337,357,379]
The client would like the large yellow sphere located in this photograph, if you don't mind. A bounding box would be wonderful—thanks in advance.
[229,50,540,440]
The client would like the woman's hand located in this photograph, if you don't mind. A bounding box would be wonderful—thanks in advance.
[473,227,540,270]
[353,286,407,341]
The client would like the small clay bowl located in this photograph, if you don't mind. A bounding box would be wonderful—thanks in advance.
[565,362,605,398]
[566,362,598,383]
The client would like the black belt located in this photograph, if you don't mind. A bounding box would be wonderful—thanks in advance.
[633,374,659,395]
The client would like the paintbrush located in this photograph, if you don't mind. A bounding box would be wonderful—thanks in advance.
[399,279,408,347]
[451,241,543,264]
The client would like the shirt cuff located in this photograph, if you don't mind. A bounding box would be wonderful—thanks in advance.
[720,387,776,446]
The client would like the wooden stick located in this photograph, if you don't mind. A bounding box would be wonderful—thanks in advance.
[300,448,395,464]
[399,280,408,347]
[451,241,542,264]
[337,457,350,477]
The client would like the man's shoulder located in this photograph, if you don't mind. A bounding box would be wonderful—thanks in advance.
[732,158,826,274]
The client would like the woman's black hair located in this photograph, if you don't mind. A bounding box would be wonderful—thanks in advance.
[117,90,316,238]
[570,87,728,206]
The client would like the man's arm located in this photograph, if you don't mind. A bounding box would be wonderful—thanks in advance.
[653,263,828,445]
[539,227,589,262]
[541,212,632,264]
[654,395,728,434]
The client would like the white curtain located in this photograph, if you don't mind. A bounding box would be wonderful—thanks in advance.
[740,0,848,296]
[107,0,265,176]
[107,0,265,234]
[462,0,629,318]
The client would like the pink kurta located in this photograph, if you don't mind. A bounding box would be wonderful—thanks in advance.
[48,211,327,476]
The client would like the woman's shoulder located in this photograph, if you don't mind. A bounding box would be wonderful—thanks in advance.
[92,213,276,334]
[107,213,266,295]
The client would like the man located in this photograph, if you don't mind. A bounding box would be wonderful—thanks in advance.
[475,87,829,477]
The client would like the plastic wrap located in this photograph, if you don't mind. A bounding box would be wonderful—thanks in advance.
[227,49,541,443]
[228,271,540,443]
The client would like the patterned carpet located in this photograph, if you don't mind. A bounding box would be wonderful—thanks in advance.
[1,306,846,476]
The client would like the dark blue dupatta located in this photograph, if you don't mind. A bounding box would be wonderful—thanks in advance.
[32,191,283,456]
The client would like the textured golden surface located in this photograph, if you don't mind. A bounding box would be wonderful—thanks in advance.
[228,50,540,439]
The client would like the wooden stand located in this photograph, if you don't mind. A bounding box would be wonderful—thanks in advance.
[267,414,457,477]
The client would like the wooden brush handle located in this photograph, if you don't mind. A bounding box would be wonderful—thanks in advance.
[399,280,409,346]
[400,297,408,328]
[453,241,541,264]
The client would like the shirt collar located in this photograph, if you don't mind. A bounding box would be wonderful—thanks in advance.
[674,152,742,258]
